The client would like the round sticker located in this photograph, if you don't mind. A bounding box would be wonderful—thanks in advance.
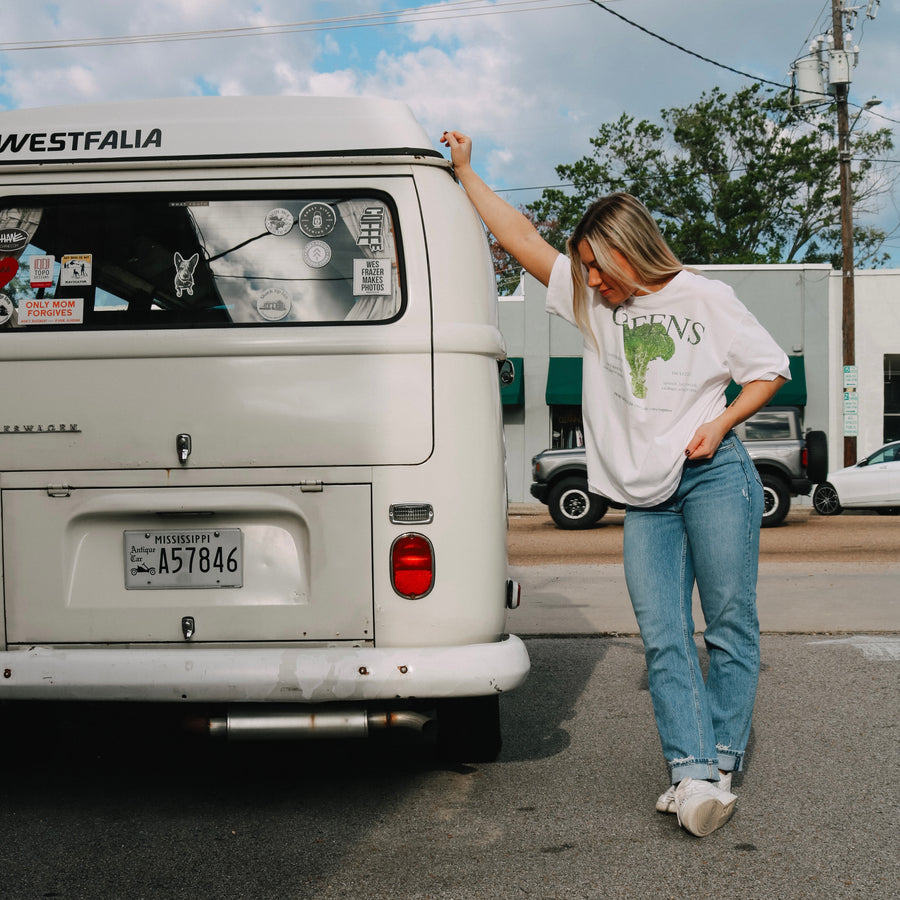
[298,202,336,238]
[265,208,294,236]
[256,287,292,321]
[0,293,12,326]
[303,240,332,269]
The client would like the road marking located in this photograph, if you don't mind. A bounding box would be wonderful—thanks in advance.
[809,635,900,660]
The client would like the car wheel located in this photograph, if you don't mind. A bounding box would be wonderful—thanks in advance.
[435,695,502,763]
[760,473,790,527]
[546,477,608,530]
[805,430,828,484]
[813,482,843,516]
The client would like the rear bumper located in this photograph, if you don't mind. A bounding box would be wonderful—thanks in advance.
[0,634,530,703]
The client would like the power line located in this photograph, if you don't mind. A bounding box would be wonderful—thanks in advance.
[586,1,790,89]
[0,1,592,52]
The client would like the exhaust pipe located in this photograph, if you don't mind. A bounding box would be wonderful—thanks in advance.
[189,707,432,741]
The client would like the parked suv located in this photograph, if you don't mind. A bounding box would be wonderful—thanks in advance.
[531,407,827,528]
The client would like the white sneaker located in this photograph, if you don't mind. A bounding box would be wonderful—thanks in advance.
[674,776,737,836]
[656,771,731,814]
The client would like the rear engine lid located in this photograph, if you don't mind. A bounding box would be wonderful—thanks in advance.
[2,484,373,644]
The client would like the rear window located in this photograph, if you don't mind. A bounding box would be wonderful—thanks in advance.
[0,193,403,330]
[742,411,794,441]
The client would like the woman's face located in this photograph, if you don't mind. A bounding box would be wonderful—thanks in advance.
[577,240,638,306]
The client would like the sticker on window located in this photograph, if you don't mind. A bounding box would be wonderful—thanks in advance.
[353,258,390,296]
[60,254,92,287]
[256,287,291,321]
[173,252,199,298]
[298,202,336,238]
[0,294,12,325]
[18,296,84,325]
[29,255,55,288]
[303,240,332,268]
[265,208,294,236]
[0,257,17,289]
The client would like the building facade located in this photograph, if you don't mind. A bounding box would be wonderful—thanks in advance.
[499,264,898,502]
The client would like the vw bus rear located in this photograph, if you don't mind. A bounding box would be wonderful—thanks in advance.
[0,96,528,760]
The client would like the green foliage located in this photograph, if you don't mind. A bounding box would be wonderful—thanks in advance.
[520,84,894,269]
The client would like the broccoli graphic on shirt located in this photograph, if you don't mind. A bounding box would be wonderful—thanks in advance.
[622,321,676,399]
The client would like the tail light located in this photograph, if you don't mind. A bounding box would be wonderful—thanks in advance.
[801,447,808,468]
[390,533,434,599]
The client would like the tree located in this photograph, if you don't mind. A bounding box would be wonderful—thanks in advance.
[517,84,895,270]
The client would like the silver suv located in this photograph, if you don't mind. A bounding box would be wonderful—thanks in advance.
[531,407,827,528]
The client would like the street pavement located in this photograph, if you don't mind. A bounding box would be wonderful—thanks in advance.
[507,504,900,637]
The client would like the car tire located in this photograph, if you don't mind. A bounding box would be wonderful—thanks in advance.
[760,473,790,527]
[435,695,502,763]
[546,477,608,530]
[813,481,843,516]
[805,430,828,484]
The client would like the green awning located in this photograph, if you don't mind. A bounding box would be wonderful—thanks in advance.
[548,354,806,408]
[725,355,807,407]
[501,357,524,405]
[545,357,583,405]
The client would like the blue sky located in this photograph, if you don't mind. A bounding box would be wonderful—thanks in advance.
[2,1,899,260]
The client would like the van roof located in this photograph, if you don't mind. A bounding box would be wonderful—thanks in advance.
[0,95,445,167]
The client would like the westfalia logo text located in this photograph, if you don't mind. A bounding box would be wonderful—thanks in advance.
[0,128,163,155]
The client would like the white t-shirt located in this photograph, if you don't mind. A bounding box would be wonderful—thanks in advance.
[545,254,791,507]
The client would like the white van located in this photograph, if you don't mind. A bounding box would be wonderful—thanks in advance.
[0,96,529,760]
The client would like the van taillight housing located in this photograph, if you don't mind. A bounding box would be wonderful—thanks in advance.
[391,533,434,599]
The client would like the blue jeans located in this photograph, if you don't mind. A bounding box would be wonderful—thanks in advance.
[623,433,763,785]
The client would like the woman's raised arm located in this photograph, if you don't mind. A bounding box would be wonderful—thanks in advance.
[441,130,560,287]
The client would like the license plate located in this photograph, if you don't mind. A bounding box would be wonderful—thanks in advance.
[124,529,243,589]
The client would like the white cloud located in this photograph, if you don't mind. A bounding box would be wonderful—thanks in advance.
[1,1,897,250]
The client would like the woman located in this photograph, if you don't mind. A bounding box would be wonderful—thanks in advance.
[441,130,788,837]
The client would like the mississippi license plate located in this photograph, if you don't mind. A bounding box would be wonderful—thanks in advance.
[124,529,243,589]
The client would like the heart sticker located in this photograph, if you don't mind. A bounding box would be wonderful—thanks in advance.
[0,257,18,289]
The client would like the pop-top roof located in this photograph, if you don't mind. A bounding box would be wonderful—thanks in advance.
[0,95,444,167]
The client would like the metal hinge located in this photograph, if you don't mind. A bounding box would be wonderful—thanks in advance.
[299,481,324,493]
[47,484,71,498]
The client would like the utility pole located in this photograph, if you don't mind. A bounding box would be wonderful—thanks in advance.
[832,0,857,467]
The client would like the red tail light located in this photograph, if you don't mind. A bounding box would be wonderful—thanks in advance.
[801,447,808,468]
[391,533,434,599]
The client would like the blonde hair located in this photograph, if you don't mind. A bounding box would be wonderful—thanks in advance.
[566,193,682,349]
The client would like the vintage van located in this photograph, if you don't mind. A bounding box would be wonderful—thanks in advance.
[0,96,529,760]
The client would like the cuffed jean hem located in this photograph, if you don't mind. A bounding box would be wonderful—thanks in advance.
[668,757,721,784]
[717,748,745,774]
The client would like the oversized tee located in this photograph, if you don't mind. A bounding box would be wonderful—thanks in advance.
[545,254,791,507]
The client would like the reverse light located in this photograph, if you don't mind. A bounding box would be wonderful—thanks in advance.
[391,533,434,599]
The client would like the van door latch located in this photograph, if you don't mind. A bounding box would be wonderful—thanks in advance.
[176,433,192,465]
[182,616,195,640]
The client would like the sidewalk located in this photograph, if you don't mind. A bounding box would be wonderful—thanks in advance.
[508,561,900,635]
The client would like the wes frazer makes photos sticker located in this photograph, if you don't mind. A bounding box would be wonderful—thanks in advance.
[352,258,390,296]
[60,254,92,286]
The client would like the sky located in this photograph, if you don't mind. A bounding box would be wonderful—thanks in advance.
[2,0,899,260]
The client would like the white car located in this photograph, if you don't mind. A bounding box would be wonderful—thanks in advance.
[813,441,900,515]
